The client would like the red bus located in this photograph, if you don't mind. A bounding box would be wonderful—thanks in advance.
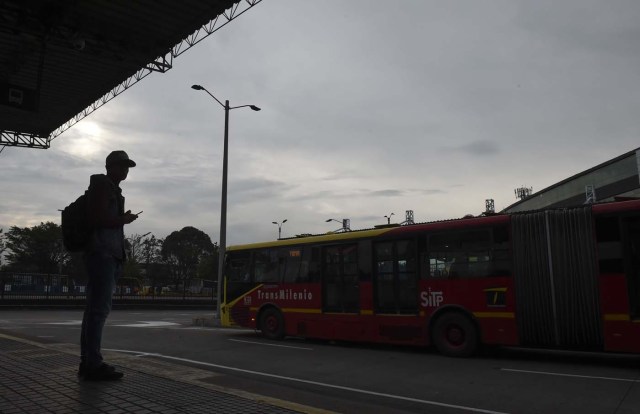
[220,200,640,357]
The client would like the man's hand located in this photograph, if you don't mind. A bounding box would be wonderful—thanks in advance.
[123,210,139,225]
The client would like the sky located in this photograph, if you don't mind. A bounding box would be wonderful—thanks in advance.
[2,0,640,246]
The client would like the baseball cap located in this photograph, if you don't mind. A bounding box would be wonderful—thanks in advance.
[106,150,136,167]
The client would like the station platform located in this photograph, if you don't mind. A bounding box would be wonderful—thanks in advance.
[0,332,332,414]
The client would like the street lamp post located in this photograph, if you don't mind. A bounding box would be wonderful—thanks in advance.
[191,84,260,323]
[325,218,350,232]
[272,219,287,239]
[384,212,395,224]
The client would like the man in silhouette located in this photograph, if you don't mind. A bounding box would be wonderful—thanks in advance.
[79,151,139,381]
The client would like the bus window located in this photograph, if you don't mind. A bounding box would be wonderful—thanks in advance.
[226,251,253,303]
[227,251,251,282]
[375,242,395,312]
[596,216,624,273]
[429,256,449,278]
[308,247,321,282]
[283,248,310,283]
[255,249,281,283]
[323,244,359,313]
[492,226,512,276]
[428,228,509,278]
[623,216,640,317]
[397,239,418,312]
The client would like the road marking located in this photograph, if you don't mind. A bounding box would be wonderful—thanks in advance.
[180,327,247,332]
[42,321,82,325]
[106,349,158,357]
[228,339,314,350]
[502,368,640,383]
[104,348,507,414]
[112,321,180,328]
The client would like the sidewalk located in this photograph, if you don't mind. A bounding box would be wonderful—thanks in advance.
[0,333,332,414]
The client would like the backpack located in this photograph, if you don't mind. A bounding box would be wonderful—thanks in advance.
[61,189,92,252]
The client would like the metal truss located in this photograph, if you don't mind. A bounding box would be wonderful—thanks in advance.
[48,0,262,142]
[0,130,50,149]
[401,210,414,225]
[585,185,597,204]
[485,199,495,214]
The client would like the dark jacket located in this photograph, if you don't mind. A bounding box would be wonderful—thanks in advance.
[86,174,125,260]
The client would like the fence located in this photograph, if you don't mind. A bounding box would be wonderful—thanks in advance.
[0,272,217,308]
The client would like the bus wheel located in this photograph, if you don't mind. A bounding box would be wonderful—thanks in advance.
[432,312,478,357]
[260,308,285,340]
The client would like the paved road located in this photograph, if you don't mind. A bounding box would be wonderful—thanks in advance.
[1,309,639,414]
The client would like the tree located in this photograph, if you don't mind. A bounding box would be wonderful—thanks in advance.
[196,242,219,281]
[123,233,153,280]
[141,235,163,267]
[122,259,142,279]
[161,227,214,291]
[125,233,152,264]
[4,222,69,274]
[139,235,168,290]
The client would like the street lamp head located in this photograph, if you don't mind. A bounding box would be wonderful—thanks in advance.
[272,222,278,225]
[250,105,261,111]
[283,219,287,223]
[191,84,204,90]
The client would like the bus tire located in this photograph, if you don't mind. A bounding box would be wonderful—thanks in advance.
[260,308,285,340]
[431,312,478,357]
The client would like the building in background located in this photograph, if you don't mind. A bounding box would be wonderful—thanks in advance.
[503,148,640,213]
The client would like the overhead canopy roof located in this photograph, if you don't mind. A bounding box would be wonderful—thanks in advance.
[502,147,640,213]
[0,0,260,149]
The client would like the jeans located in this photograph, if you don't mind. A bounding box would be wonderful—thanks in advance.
[80,252,121,368]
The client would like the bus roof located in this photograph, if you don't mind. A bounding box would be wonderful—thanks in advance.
[227,213,510,251]
[227,198,640,252]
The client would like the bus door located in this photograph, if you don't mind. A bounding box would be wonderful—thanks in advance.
[623,216,640,318]
[225,251,253,325]
[322,244,359,313]
[373,239,418,314]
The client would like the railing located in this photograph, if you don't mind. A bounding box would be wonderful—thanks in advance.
[0,273,217,308]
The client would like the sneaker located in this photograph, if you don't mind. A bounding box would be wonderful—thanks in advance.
[82,363,123,381]
[77,362,116,377]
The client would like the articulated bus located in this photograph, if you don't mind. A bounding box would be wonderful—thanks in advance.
[220,200,640,357]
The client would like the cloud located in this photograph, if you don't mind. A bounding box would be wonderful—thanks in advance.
[2,0,640,247]
[417,189,448,195]
[448,140,501,156]
[365,189,405,197]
